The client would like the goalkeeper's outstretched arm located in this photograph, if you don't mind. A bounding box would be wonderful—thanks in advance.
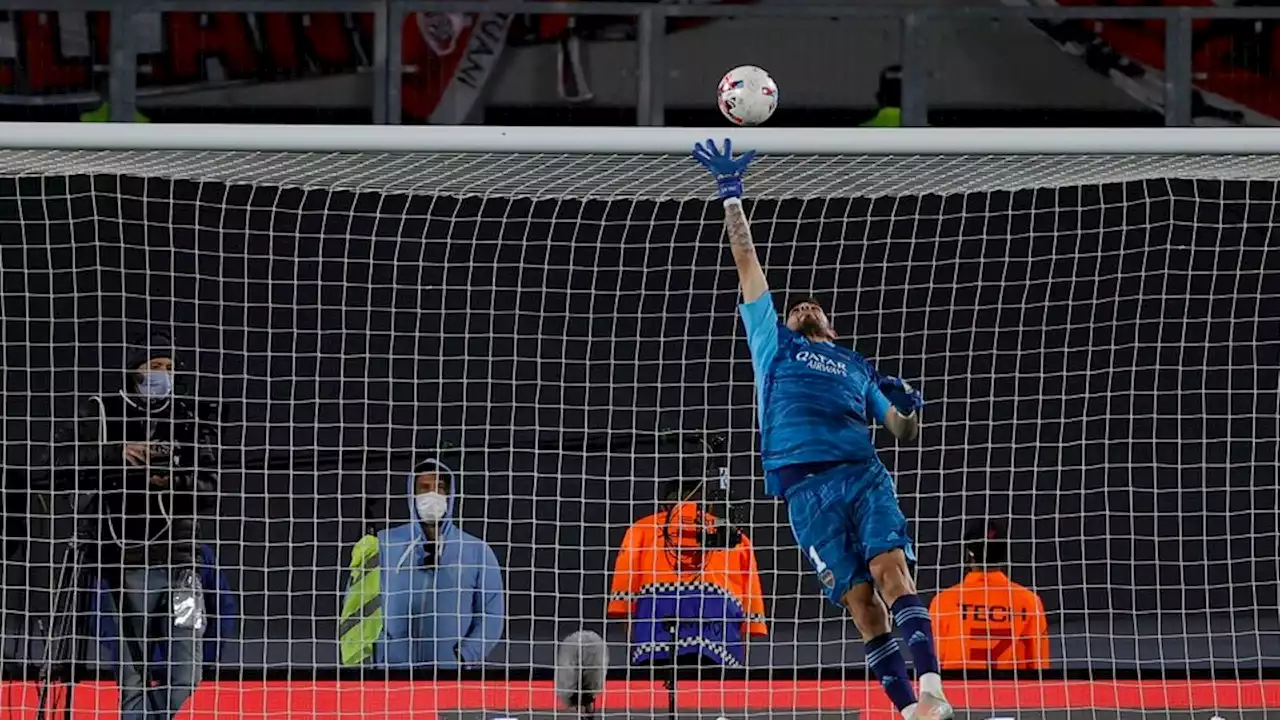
[691,138,766,301]
[723,199,768,303]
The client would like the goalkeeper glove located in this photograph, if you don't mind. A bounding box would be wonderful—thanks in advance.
[691,138,757,200]
[879,376,924,416]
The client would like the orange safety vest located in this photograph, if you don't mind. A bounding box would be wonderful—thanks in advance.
[608,503,767,638]
[929,570,1050,670]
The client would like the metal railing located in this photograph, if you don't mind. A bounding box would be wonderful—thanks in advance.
[1,0,1278,126]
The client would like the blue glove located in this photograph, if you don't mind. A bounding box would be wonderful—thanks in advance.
[879,376,924,416]
[691,138,757,200]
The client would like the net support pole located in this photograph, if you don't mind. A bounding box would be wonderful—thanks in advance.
[1164,8,1194,127]
[386,2,406,125]
[372,0,391,125]
[900,12,931,128]
[107,4,139,123]
[636,7,665,127]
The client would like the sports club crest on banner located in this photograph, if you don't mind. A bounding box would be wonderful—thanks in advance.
[819,569,835,590]
[403,11,513,124]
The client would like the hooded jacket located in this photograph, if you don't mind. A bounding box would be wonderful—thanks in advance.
[339,459,504,667]
[52,331,218,568]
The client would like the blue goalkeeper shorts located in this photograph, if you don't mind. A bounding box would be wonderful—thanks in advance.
[775,460,915,606]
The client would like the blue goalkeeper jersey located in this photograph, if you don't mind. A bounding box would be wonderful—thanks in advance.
[739,292,892,495]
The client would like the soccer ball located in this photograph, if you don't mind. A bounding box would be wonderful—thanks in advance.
[717,65,778,126]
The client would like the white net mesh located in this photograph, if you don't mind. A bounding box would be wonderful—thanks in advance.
[3,149,1280,197]
[0,145,1277,719]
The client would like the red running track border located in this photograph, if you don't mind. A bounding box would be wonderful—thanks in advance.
[2,679,1277,719]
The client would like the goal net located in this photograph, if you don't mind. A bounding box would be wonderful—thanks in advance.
[0,125,1276,720]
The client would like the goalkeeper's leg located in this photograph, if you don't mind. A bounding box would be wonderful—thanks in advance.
[867,550,950,719]
[786,472,921,719]
[858,470,950,719]
[842,583,923,718]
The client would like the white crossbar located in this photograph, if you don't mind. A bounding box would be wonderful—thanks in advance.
[4,123,1280,155]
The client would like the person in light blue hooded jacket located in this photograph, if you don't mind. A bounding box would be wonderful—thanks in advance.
[339,457,504,667]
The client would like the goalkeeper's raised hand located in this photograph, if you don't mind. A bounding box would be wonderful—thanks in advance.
[879,376,925,417]
[692,138,757,200]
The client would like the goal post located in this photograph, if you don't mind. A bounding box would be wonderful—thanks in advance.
[0,123,1276,718]
[9,122,1280,154]
[5,123,1280,201]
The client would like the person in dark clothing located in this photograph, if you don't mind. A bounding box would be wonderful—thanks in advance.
[54,330,219,720]
[861,65,904,127]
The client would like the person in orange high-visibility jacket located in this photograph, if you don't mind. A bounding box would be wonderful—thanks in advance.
[929,521,1050,670]
[608,477,766,668]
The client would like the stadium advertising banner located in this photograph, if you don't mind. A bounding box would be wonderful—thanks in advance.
[3,679,1279,719]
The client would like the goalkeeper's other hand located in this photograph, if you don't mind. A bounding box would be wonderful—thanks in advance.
[692,138,756,200]
[880,376,925,417]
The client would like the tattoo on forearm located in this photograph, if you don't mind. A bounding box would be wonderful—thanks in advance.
[725,204,754,251]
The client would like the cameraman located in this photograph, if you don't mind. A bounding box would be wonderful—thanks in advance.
[607,461,766,668]
[54,331,219,720]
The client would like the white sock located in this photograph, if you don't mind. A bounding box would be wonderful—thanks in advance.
[901,702,919,720]
[919,671,944,697]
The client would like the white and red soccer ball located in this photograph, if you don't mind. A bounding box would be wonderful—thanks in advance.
[717,65,778,126]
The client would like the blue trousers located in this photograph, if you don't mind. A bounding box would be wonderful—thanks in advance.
[782,460,916,606]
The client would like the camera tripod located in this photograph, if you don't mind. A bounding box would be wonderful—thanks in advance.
[34,491,101,720]
[647,624,731,720]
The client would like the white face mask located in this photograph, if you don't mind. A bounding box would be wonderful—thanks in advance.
[137,370,173,400]
[415,492,448,523]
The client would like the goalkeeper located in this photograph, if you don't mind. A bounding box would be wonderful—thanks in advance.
[692,139,950,720]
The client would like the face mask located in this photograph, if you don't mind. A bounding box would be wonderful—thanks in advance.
[415,492,448,523]
[137,371,173,400]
